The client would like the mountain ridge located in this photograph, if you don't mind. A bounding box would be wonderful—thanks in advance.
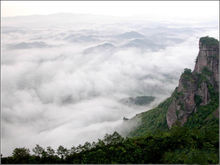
[166,36,219,128]
[127,36,219,136]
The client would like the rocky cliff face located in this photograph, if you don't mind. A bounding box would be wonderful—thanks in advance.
[166,36,219,128]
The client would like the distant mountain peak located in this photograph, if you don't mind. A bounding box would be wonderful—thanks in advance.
[118,31,145,39]
[83,42,115,54]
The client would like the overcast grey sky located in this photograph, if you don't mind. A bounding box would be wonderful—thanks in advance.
[1,1,219,22]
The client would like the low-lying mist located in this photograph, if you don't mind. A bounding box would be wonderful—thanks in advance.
[1,13,218,156]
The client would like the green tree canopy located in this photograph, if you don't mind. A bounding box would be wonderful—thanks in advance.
[32,144,45,157]
[12,147,30,159]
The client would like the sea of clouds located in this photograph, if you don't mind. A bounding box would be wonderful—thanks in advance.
[1,13,218,156]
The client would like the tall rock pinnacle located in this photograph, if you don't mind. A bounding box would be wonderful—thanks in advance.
[166,36,219,129]
[194,37,219,87]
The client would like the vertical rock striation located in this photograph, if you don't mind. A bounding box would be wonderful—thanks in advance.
[166,36,219,128]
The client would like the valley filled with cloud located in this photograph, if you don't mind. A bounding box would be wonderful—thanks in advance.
[1,13,218,156]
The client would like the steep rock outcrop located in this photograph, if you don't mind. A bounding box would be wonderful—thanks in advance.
[166,36,219,128]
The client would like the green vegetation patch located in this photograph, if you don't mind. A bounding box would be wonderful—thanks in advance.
[172,88,184,100]
[200,36,219,47]
[133,96,155,105]
[195,67,213,88]
[2,125,219,164]
[128,97,172,137]
[202,67,213,77]
[120,96,155,106]
[184,83,219,129]
[194,94,202,106]
[181,68,194,88]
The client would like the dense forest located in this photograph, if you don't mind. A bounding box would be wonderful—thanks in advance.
[1,36,219,164]
[1,124,219,164]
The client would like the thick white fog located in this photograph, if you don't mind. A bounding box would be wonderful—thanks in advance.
[1,13,219,156]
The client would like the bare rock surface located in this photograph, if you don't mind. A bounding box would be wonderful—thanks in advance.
[166,37,219,128]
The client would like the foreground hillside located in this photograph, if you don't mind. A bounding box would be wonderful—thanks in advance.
[1,36,219,164]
